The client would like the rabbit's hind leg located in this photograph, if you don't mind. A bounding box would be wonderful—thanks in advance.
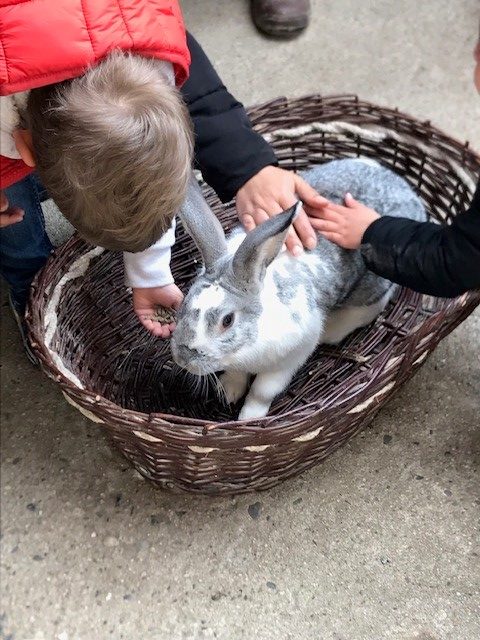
[322,288,394,345]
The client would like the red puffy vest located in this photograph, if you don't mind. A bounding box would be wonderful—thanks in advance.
[0,0,190,188]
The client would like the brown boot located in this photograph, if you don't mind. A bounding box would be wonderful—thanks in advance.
[251,0,311,38]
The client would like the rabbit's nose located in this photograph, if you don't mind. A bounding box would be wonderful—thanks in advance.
[180,345,204,360]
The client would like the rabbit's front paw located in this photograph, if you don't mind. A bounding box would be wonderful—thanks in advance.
[238,399,270,421]
[219,370,249,405]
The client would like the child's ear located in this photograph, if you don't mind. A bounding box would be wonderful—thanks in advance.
[13,129,36,168]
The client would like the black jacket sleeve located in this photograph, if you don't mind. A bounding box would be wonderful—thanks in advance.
[360,180,480,298]
[180,32,277,203]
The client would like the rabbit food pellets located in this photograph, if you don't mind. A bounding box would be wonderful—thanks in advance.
[152,307,177,325]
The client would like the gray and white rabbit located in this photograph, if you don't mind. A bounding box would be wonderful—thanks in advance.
[171,159,426,420]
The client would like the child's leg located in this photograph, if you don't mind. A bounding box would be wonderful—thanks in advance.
[0,174,53,313]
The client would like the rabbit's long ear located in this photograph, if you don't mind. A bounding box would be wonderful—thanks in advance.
[231,202,300,291]
[179,174,228,271]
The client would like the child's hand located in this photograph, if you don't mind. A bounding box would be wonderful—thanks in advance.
[307,193,380,249]
[236,166,328,255]
[132,284,184,338]
[1,190,24,228]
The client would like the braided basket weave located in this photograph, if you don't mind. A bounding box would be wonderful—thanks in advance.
[27,95,480,495]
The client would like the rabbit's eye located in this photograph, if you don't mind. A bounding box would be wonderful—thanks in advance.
[222,313,235,329]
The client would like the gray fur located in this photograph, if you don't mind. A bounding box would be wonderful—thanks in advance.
[178,174,228,272]
[274,271,298,306]
[276,258,322,311]
[232,203,298,290]
[296,159,426,309]
[205,308,222,329]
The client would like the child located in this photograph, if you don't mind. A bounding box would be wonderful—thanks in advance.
[0,1,322,356]
[305,37,480,298]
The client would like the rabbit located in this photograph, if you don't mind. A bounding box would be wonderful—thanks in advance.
[171,159,427,420]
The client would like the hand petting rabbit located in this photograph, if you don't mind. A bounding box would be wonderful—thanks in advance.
[171,159,426,420]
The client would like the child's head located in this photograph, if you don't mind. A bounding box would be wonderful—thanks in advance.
[24,52,193,252]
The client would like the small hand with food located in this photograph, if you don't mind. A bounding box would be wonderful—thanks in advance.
[132,284,184,338]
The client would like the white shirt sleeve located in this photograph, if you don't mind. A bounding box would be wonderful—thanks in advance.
[123,218,176,288]
[0,92,29,159]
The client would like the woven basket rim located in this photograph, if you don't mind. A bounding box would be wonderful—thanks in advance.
[27,94,480,436]
[253,93,480,161]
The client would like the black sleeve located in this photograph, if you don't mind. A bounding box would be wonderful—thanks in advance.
[180,32,277,203]
[360,181,480,298]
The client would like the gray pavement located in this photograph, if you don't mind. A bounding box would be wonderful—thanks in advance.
[1,1,479,639]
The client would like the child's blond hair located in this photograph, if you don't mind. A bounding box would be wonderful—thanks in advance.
[26,51,193,252]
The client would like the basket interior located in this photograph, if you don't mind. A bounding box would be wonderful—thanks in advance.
[39,98,479,424]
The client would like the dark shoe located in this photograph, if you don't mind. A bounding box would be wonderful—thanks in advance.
[8,291,38,366]
[251,0,310,38]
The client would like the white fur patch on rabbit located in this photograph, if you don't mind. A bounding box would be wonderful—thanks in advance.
[192,284,226,310]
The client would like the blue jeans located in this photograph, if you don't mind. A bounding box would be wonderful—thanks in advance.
[0,173,53,312]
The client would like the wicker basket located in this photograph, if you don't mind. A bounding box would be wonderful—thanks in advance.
[27,95,480,495]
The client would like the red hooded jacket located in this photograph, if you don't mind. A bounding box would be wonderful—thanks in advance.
[0,0,190,189]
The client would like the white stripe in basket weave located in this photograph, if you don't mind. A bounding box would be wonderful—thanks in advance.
[44,246,104,388]
[292,426,323,442]
[412,350,429,366]
[264,121,388,142]
[62,391,104,423]
[348,381,396,414]
[244,444,271,452]
[188,446,217,454]
[133,430,163,443]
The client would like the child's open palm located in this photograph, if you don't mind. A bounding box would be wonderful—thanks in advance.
[132,284,183,338]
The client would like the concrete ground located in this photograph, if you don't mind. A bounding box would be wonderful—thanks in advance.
[1,1,479,639]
